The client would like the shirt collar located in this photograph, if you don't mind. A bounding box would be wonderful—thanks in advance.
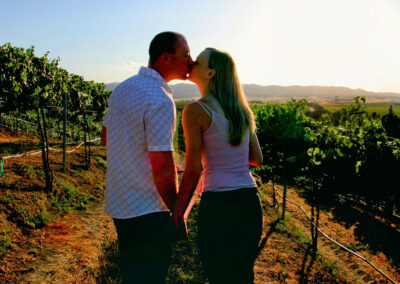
[138,66,172,94]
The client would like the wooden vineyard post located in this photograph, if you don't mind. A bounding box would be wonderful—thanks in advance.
[63,92,67,173]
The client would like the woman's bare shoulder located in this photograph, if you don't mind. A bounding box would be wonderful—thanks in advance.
[183,101,206,117]
[182,101,211,130]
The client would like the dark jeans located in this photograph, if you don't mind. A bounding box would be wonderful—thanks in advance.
[113,212,175,284]
[198,188,263,284]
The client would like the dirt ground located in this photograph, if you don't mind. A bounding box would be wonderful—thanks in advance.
[17,202,116,284]
[254,184,400,283]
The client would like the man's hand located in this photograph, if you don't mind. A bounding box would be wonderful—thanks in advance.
[172,214,188,240]
[101,126,107,146]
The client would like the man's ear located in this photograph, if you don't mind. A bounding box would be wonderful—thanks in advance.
[161,51,170,63]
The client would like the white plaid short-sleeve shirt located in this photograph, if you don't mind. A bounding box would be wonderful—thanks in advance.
[103,67,176,219]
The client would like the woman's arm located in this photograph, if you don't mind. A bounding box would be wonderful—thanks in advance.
[172,103,203,236]
[249,131,263,167]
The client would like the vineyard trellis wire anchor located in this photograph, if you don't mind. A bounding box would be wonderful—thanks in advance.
[271,183,398,284]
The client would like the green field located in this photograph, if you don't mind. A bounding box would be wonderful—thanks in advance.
[324,103,400,116]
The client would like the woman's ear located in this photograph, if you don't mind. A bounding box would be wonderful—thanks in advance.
[207,69,216,79]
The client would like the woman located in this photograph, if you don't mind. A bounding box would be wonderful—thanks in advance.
[172,48,263,284]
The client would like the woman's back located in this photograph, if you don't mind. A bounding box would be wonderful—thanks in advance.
[196,100,256,192]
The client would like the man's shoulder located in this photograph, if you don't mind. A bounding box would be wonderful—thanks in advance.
[117,74,166,95]
[109,76,146,103]
[115,74,143,91]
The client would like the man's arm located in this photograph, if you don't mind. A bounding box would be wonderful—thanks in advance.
[101,126,107,146]
[144,98,178,211]
[149,151,178,211]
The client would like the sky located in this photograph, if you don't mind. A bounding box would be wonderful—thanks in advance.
[1,0,400,93]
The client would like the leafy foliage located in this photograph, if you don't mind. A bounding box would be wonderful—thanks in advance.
[0,43,111,190]
[252,97,400,218]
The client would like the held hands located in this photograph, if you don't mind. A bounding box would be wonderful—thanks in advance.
[172,213,188,240]
[176,164,184,175]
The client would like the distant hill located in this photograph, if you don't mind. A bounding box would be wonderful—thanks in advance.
[105,82,120,91]
[105,82,400,103]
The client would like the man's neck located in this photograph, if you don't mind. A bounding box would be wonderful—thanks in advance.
[148,64,171,83]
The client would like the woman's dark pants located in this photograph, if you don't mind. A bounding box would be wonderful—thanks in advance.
[198,188,263,284]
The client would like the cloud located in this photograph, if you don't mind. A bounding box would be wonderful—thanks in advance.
[119,60,144,74]
[81,60,146,83]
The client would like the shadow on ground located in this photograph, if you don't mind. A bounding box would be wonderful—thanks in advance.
[332,204,400,266]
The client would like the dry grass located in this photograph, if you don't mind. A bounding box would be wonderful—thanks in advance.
[17,203,117,283]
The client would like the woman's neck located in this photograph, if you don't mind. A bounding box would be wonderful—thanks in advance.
[201,93,224,115]
[199,85,207,97]
[198,80,213,97]
[202,93,214,100]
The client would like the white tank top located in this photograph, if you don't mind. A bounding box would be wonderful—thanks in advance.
[195,100,256,193]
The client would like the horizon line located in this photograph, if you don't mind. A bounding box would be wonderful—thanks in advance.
[103,81,400,95]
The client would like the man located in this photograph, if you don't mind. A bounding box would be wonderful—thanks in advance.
[101,31,193,283]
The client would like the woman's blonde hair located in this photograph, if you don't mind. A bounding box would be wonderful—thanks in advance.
[205,48,256,146]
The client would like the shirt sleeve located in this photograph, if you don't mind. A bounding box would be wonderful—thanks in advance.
[145,99,176,151]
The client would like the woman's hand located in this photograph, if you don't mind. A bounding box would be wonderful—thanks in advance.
[249,131,263,167]
[176,164,184,175]
[172,213,188,240]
